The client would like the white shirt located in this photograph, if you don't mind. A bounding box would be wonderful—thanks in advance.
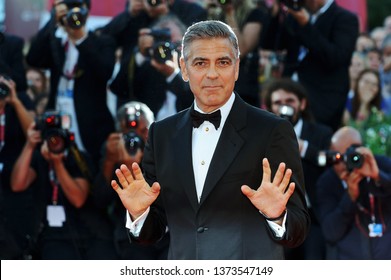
[55,28,87,152]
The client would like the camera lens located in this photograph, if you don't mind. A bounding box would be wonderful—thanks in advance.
[152,42,173,64]
[123,132,145,156]
[0,83,10,99]
[66,7,88,29]
[147,0,163,6]
[345,151,363,172]
[46,129,68,154]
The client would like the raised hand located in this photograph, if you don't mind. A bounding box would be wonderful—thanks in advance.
[241,158,295,221]
[111,162,160,220]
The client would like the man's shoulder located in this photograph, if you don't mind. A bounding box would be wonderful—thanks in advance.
[331,2,359,21]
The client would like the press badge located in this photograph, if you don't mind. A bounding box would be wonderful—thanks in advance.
[368,223,383,237]
[47,205,66,227]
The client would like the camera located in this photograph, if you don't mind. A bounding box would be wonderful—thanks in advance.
[35,111,74,154]
[147,0,163,7]
[0,82,9,99]
[148,28,174,64]
[60,1,88,29]
[280,0,305,11]
[123,132,145,156]
[278,105,295,124]
[318,145,364,172]
[122,106,145,156]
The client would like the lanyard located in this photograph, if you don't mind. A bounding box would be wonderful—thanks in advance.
[356,192,387,236]
[48,164,59,205]
[357,193,376,223]
[0,110,5,153]
[62,40,78,80]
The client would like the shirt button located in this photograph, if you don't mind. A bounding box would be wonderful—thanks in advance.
[205,127,209,132]
[201,160,205,165]
[197,227,208,233]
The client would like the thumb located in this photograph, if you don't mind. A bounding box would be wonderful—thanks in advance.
[241,185,254,198]
[151,182,161,194]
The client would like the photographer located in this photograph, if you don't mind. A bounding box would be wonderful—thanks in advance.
[262,0,359,131]
[109,0,194,120]
[93,101,169,259]
[26,0,117,169]
[0,76,37,259]
[10,111,117,259]
[316,126,391,259]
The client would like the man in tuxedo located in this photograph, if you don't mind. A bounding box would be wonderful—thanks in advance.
[26,0,116,168]
[111,20,310,260]
[262,0,359,131]
[264,78,333,259]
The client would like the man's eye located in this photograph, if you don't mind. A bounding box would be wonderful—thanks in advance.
[219,60,231,66]
[194,61,206,66]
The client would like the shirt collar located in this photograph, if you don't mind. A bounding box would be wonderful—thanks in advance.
[194,92,235,129]
[294,118,303,138]
[311,0,334,23]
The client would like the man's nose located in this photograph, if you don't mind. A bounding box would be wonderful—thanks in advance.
[206,64,219,79]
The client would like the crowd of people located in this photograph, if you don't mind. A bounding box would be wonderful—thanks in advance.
[0,0,391,260]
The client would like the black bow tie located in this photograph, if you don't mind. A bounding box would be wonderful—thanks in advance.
[190,108,221,129]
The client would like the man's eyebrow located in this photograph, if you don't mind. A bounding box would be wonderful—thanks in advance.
[191,56,233,63]
[191,57,208,63]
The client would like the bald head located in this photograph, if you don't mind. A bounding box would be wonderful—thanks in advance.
[330,126,362,153]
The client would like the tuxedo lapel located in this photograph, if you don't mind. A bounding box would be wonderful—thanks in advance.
[172,107,199,213]
[200,96,246,205]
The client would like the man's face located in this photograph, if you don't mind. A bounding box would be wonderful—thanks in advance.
[180,38,239,113]
[304,0,326,14]
[270,89,305,123]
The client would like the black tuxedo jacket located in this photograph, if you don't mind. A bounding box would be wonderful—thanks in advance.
[137,95,310,259]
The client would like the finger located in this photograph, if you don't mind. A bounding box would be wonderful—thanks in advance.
[284,182,295,200]
[120,163,135,181]
[111,180,122,192]
[279,168,292,193]
[261,158,271,183]
[241,185,255,198]
[272,162,286,186]
[131,162,144,181]
[151,182,161,194]
[115,166,132,188]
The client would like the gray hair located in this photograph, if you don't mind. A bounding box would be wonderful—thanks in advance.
[181,20,240,61]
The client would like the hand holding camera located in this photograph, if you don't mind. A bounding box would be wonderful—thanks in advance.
[138,28,177,75]
[279,0,309,26]
[54,0,88,41]
[0,75,19,105]
[35,111,74,155]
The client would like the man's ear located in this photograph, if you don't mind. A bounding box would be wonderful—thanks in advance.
[235,58,240,81]
[300,98,307,111]
[180,57,189,82]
